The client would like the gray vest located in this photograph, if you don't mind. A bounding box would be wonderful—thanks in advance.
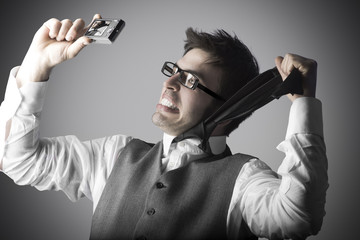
[90,139,256,240]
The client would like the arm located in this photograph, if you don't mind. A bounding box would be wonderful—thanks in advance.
[0,14,97,170]
[228,54,328,239]
[0,14,97,168]
[0,15,133,207]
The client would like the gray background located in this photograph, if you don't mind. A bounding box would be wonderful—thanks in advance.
[0,0,359,239]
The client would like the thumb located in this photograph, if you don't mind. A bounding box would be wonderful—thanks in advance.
[86,13,102,29]
[66,14,102,60]
[66,36,92,59]
[275,56,287,81]
[79,14,102,36]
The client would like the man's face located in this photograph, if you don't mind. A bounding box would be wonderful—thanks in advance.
[152,48,222,136]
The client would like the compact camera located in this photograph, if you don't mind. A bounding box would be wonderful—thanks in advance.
[85,18,125,44]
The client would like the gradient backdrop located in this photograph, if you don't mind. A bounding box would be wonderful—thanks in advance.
[1,0,359,239]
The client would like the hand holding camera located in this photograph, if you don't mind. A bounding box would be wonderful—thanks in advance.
[16,14,124,88]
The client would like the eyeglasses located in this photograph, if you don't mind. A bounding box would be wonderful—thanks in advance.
[161,61,225,101]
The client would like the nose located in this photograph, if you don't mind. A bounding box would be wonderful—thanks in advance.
[163,74,181,91]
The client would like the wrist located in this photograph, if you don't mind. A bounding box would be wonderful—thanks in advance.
[16,53,52,88]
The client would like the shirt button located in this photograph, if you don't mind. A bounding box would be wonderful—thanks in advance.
[156,182,165,189]
[147,208,156,215]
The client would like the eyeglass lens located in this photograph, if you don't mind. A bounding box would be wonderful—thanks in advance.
[162,62,197,89]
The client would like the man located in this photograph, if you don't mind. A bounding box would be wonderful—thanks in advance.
[0,14,328,239]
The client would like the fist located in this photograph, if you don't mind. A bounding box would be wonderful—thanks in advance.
[275,53,317,102]
[30,14,101,68]
[16,14,101,87]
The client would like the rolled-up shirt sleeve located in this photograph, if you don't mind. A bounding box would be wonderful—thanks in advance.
[0,67,132,210]
[228,97,328,239]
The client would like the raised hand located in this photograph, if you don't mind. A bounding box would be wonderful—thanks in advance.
[275,53,317,101]
[16,14,101,87]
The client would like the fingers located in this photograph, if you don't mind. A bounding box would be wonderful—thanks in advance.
[86,13,102,29]
[275,53,317,78]
[56,19,73,41]
[44,18,61,39]
[275,54,298,81]
[275,56,287,80]
[40,16,97,62]
[67,36,92,59]
[65,18,85,41]
[43,15,101,42]
[275,53,318,99]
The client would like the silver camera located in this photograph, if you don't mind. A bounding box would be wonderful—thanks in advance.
[85,18,125,44]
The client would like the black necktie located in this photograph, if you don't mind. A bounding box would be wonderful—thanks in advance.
[174,67,303,154]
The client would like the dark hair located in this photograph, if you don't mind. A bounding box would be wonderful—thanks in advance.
[184,27,259,135]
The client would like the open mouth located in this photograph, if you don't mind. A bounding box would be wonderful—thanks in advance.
[160,98,178,109]
[157,97,180,113]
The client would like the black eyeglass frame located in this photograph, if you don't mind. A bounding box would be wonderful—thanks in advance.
[161,61,225,101]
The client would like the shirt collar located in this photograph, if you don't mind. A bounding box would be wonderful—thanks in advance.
[163,133,176,157]
[162,133,227,156]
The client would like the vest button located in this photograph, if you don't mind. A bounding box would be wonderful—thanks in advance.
[156,182,165,188]
[147,208,156,215]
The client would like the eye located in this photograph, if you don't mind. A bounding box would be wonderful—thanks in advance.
[184,75,197,88]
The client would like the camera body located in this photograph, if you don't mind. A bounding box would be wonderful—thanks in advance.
[85,18,125,44]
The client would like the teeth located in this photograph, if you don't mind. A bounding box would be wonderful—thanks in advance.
[161,98,177,109]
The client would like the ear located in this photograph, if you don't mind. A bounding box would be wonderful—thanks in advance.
[210,119,232,136]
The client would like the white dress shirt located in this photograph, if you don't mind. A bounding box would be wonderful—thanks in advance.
[0,67,328,239]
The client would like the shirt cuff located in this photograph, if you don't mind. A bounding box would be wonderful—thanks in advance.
[0,67,23,166]
[285,97,323,139]
[0,67,23,121]
[18,73,48,115]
